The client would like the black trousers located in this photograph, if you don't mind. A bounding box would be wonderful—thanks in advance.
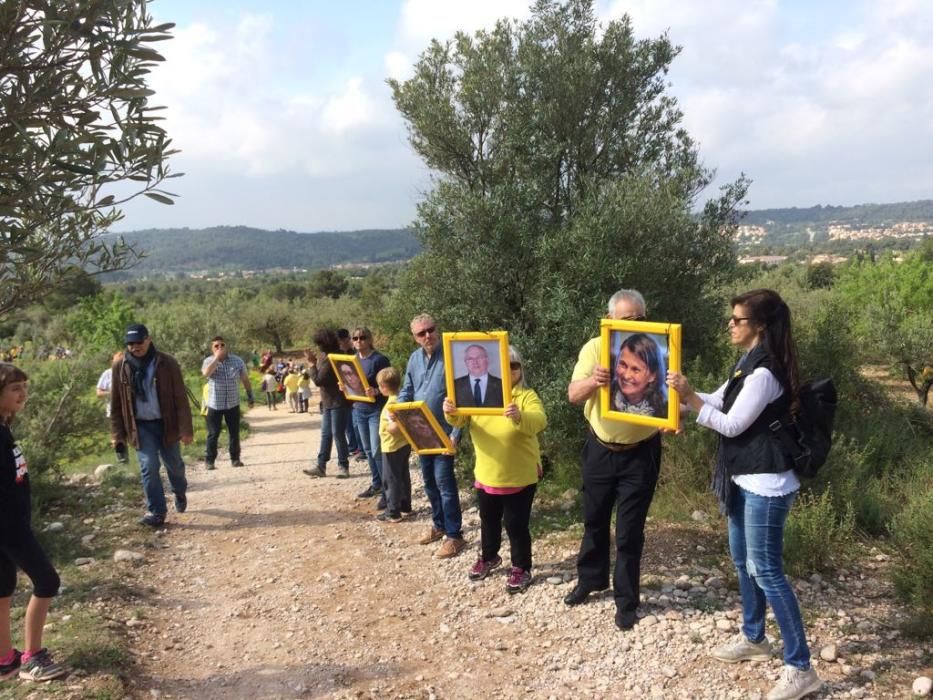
[382,445,412,515]
[575,432,661,613]
[0,528,61,598]
[476,484,537,571]
[205,406,241,463]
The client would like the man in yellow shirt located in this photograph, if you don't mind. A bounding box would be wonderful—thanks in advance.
[565,289,661,631]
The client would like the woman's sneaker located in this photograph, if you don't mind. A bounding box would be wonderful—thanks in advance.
[711,633,772,663]
[0,650,22,680]
[468,555,502,581]
[505,567,532,593]
[767,665,822,700]
[19,649,68,681]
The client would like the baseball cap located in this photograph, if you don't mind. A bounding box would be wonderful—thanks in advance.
[125,323,150,344]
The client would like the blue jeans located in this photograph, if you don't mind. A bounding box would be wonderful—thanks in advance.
[136,419,187,516]
[344,406,360,452]
[317,406,349,471]
[353,405,382,489]
[419,453,462,538]
[728,485,811,669]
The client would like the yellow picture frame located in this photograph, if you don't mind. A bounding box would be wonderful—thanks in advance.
[442,331,512,416]
[389,401,455,455]
[327,353,375,403]
[599,319,681,430]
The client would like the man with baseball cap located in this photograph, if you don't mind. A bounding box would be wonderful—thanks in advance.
[111,324,194,527]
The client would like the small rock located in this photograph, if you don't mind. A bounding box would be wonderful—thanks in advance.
[74,557,95,567]
[662,666,677,678]
[640,615,658,627]
[716,619,733,631]
[820,644,838,662]
[113,549,144,563]
[691,510,708,522]
[913,676,932,696]
[45,522,65,532]
[486,607,512,618]
[94,464,113,478]
[546,576,564,585]
[81,534,95,546]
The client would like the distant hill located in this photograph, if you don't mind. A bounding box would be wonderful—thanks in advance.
[736,200,933,251]
[104,226,420,277]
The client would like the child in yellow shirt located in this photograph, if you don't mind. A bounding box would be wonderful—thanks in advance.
[376,367,412,523]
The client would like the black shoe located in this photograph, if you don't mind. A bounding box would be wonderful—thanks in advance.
[139,512,165,528]
[231,460,244,467]
[615,608,636,630]
[376,511,403,523]
[356,485,380,499]
[303,467,326,478]
[174,492,187,513]
[206,462,216,471]
[375,495,387,510]
[564,583,602,606]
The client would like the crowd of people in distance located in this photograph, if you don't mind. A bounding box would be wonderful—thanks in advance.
[0,287,822,698]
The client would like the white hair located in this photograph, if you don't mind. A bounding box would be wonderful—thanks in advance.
[607,289,646,316]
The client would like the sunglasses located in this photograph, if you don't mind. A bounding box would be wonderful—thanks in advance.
[213,342,226,348]
[728,316,751,325]
[351,335,368,341]
[509,362,522,370]
[414,326,436,338]
[126,341,145,347]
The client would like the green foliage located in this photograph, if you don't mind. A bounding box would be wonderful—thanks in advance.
[891,479,933,614]
[389,0,748,463]
[308,269,349,300]
[66,293,136,353]
[0,0,179,316]
[784,489,855,575]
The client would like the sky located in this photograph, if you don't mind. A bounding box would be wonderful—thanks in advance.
[114,0,933,233]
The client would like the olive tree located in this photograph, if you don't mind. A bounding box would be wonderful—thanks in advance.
[0,0,179,316]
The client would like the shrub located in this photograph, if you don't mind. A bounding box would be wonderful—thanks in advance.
[891,486,933,614]
[783,488,855,576]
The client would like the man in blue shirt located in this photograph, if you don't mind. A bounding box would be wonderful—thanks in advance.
[397,314,465,558]
[201,335,254,469]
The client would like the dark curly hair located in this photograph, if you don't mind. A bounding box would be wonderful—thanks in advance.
[312,328,340,354]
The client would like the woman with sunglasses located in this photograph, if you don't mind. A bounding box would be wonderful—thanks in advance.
[443,346,547,593]
[345,327,391,505]
[667,289,821,700]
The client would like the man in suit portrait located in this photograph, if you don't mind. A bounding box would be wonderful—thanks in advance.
[453,344,504,408]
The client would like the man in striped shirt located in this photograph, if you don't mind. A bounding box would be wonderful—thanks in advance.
[201,336,254,469]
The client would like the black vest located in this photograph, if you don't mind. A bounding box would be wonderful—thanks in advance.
[719,345,792,477]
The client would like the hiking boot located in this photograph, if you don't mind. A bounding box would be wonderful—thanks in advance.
[335,467,350,479]
[231,460,244,467]
[205,462,216,471]
[711,633,772,663]
[303,467,325,478]
[139,512,165,528]
[174,492,187,514]
[436,536,466,559]
[615,608,636,630]
[418,526,444,545]
[0,650,22,680]
[468,555,502,581]
[505,567,532,593]
[18,649,68,682]
[767,665,822,700]
[357,485,381,499]
[376,511,403,523]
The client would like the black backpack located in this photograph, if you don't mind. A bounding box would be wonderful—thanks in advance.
[769,377,837,478]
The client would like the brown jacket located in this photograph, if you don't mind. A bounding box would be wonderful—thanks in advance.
[110,351,194,449]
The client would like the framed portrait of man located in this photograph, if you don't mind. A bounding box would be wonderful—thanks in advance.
[442,331,511,416]
[327,353,374,403]
[389,401,455,455]
[599,319,681,430]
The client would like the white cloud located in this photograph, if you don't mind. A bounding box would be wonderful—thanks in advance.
[397,0,531,45]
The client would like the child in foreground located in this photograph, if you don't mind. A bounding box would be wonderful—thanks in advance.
[0,363,68,682]
[376,367,412,523]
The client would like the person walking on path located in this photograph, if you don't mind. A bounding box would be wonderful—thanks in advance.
[397,314,465,559]
[0,363,68,682]
[444,345,546,593]
[96,350,129,464]
[667,289,822,700]
[111,324,193,528]
[564,289,662,631]
[201,336,254,469]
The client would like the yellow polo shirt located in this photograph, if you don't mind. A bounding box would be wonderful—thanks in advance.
[571,337,657,444]
[379,396,409,453]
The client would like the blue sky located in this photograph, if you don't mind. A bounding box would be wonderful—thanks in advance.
[115,0,933,232]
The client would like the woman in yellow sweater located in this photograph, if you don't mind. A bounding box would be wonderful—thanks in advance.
[443,346,547,593]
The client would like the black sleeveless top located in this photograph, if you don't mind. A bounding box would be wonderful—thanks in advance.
[718,344,792,477]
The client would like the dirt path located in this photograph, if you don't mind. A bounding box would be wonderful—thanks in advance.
[121,405,923,699]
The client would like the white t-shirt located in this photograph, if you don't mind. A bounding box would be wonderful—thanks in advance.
[97,368,113,418]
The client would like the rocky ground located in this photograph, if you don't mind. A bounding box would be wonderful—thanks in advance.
[23,404,933,699]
